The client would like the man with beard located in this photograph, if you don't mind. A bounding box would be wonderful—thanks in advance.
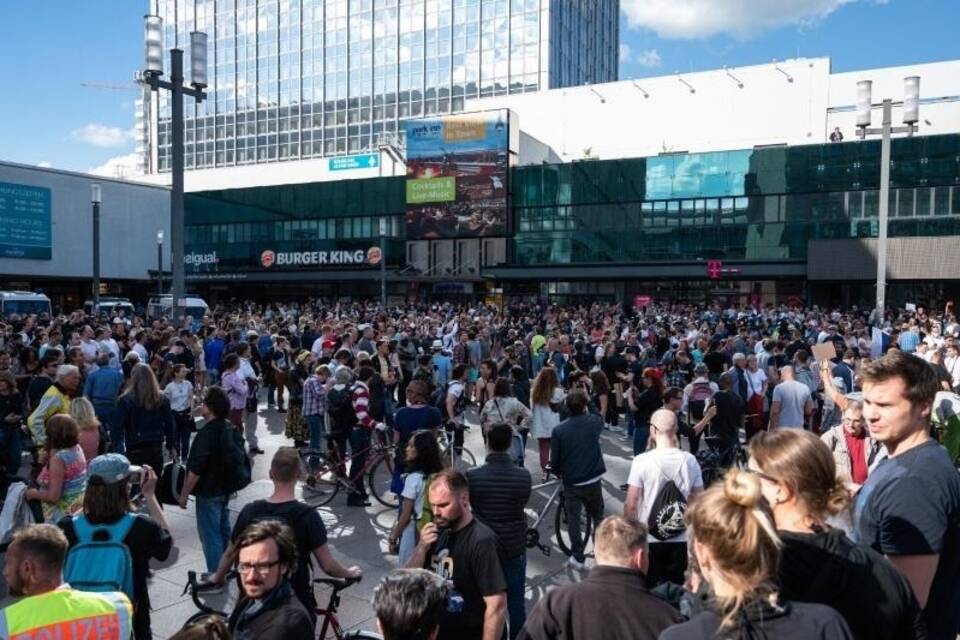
[406,470,507,640]
[0,524,132,639]
[227,521,314,640]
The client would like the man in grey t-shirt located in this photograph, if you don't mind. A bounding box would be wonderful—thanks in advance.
[769,365,813,429]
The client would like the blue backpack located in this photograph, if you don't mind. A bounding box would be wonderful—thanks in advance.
[64,513,136,600]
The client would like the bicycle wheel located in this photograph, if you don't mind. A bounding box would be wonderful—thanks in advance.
[554,494,594,558]
[300,453,342,507]
[443,445,477,472]
[368,454,399,508]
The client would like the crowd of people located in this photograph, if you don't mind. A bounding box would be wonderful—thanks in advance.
[0,297,958,639]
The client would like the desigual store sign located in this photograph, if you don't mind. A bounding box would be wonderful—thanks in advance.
[259,247,381,268]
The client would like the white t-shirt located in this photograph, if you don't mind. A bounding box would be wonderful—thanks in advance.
[164,380,194,412]
[447,381,466,419]
[627,447,703,543]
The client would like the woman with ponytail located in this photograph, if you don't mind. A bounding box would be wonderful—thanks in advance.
[660,468,853,640]
[747,429,924,640]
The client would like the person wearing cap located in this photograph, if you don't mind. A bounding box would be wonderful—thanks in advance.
[58,453,172,640]
[0,524,134,640]
[83,348,125,452]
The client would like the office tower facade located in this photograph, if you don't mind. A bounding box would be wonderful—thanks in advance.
[146,0,618,173]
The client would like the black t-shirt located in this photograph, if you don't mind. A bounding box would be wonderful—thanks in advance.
[60,513,173,640]
[659,600,853,640]
[26,376,52,411]
[232,499,328,611]
[601,354,627,386]
[855,440,960,640]
[703,351,727,376]
[709,390,744,446]
[778,528,924,640]
[426,518,507,640]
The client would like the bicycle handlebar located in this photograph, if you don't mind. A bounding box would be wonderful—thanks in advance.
[183,570,235,616]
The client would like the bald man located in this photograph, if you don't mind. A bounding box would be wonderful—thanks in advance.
[623,409,703,587]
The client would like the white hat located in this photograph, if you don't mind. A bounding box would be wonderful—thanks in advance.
[432,339,443,350]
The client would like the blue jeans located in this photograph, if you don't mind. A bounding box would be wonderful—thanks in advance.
[633,422,650,456]
[195,495,231,572]
[0,426,21,475]
[503,552,527,639]
[92,401,120,453]
[206,369,220,387]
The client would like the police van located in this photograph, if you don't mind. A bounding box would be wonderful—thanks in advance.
[0,291,52,318]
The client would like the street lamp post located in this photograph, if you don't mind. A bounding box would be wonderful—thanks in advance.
[156,230,164,297]
[379,217,388,309]
[91,184,101,310]
[143,16,207,326]
[856,76,920,326]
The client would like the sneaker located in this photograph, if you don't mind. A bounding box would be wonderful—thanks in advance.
[609,425,624,433]
[199,573,226,594]
[566,556,586,571]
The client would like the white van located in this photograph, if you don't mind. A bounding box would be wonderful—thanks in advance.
[0,291,52,318]
[84,297,136,317]
[147,295,209,322]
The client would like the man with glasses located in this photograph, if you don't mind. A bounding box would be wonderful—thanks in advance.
[228,520,314,640]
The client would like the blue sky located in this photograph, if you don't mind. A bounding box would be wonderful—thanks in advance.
[0,0,956,175]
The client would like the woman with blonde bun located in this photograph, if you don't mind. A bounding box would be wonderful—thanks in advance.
[747,429,924,640]
[659,469,853,640]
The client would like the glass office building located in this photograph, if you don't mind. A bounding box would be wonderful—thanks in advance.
[148,0,618,172]
[184,133,960,306]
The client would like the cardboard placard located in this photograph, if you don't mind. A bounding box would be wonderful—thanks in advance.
[811,341,837,363]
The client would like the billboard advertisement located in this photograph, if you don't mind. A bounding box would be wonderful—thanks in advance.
[405,110,509,238]
[0,182,52,260]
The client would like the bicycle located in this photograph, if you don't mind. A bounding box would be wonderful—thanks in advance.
[697,435,748,487]
[300,429,398,508]
[183,571,382,639]
[524,470,594,559]
[436,423,477,471]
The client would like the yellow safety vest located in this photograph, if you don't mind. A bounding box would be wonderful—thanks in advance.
[0,586,133,640]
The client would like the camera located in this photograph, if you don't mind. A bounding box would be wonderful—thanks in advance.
[129,465,145,485]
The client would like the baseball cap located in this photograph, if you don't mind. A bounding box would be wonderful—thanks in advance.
[247,330,259,338]
[88,454,139,485]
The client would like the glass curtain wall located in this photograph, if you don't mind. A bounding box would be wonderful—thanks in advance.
[155,0,615,172]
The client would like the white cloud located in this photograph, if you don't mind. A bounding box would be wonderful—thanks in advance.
[621,0,855,39]
[619,44,632,63]
[88,153,140,179]
[71,123,134,148]
[634,49,663,68]
[36,161,52,168]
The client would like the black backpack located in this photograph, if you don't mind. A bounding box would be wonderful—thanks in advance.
[431,381,464,421]
[647,469,689,541]
[327,384,357,433]
[220,423,252,494]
